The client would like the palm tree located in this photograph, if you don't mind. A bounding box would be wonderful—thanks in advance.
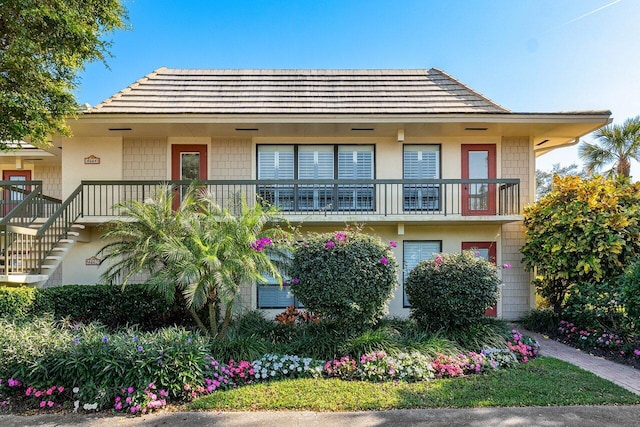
[578,116,640,179]
[165,192,292,337]
[98,185,292,337]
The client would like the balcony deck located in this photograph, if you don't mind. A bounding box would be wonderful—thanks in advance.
[78,179,522,225]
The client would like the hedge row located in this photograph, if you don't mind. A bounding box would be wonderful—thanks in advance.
[0,284,193,330]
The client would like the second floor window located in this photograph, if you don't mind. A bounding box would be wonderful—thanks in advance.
[257,145,374,211]
[403,145,440,211]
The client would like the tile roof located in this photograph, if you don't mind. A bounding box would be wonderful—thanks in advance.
[88,68,510,114]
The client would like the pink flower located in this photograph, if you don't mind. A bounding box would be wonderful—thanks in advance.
[40,401,46,408]
[324,241,335,249]
[25,387,32,396]
[502,263,512,269]
[434,256,443,265]
[115,396,121,403]
[380,257,388,265]
[389,240,397,248]
[115,402,122,410]
[125,396,132,404]
[335,232,347,242]
[57,386,64,393]
[634,349,640,357]
[35,391,42,397]
[47,401,54,408]
[127,387,134,394]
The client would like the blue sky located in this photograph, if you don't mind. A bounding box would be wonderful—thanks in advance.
[76,0,640,175]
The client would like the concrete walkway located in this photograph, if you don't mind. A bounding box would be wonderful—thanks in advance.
[520,328,640,395]
[1,331,639,426]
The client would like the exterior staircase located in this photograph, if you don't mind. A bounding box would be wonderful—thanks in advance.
[0,181,82,287]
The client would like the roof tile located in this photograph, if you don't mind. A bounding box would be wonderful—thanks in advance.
[89,68,509,114]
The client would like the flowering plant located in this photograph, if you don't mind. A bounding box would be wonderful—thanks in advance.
[253,354,323,381]
[290,228,398,327]
[323,356,358,380]
[113,383,168,414]
[506,329,539,363]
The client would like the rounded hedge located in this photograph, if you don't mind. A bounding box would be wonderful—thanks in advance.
[290,230,398,328]
[405,250,499,330]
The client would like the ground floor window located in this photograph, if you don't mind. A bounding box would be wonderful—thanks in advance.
[403,240,442,307]
[256,284,303,309]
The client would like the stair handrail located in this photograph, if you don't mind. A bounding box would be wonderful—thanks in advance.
[32,184,84,273]
[0,181,44,227]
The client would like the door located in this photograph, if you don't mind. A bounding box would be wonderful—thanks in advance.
[2,170,32,215]
[462,241,497,317]
[171,145,207,209]
[461,144,496,215]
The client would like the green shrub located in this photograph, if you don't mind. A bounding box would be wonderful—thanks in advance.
[405,250,499,330]
[32,284,193,330]
[290,229,398,328]
[621,258,640,328]
[519,308,560,334]
[0,286,36,318]
[562,280,625,330]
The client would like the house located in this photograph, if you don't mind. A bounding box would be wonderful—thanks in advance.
[0,68,611,320]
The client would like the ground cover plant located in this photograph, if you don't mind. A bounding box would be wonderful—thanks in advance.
[0,310,550,415]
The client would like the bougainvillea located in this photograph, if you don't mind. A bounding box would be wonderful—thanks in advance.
[290,229,398,328]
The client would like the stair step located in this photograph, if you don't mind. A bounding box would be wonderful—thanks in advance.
[59,239,74,244]
[50,247,68,252]
[71,224,85,230]
[40,265,56,269]
[45,255,62,261]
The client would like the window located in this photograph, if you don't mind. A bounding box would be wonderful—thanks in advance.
[256,250,303,309]
[337,146,374,210]
[257,145,295,210]
[257,284,303,309]
[257,145,374,211]
[298,146,334,210]
[403,240,442,307]
[403,145,440,211]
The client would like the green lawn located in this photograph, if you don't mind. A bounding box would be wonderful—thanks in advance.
[191,357,640,411]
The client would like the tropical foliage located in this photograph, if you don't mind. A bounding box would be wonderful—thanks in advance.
[578,116,640,179]
[290,229,398,328]
[535,163,584,199]
[98,186,292,337]
[521,175,640,314]
[0,0,128,148]
[405,251,500,330]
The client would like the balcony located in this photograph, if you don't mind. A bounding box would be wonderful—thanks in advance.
[80,179,521,224]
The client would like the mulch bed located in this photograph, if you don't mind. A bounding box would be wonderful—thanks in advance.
[552,335,640,370]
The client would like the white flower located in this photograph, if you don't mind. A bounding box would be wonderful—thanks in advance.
[73,387,80,394]
[73,400,79,413]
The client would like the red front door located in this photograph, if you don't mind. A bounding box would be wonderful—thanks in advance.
[171,145,208,209]
[2,170,32,215]
[461,144,496,216]
[462,241,498,317]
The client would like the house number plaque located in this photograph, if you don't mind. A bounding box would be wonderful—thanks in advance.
[84,155,101,165]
